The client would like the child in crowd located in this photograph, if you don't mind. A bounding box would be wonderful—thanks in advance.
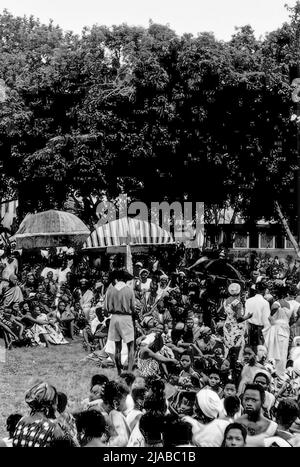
[81,374,109,412]
[219,380,241,419]
[178,352,200,389]
[253,372,275,418]
[203,368,223,398]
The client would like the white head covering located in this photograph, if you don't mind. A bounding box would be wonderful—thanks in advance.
[140,332,156,346]
[196,388,221,419]
[228,283,241,296]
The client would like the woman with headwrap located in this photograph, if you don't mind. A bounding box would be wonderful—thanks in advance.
[1,274,23,308]
[137,332,178,379]
[223,283,252,363]
[13,382,66,447]
[136,269,152,294]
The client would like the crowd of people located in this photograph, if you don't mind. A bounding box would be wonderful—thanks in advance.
[2,246,300,447]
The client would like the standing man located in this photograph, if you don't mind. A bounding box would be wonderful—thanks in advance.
[104,269,135,375]
[245,281,270,352]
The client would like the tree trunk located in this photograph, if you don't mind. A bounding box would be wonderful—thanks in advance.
[274,200,300,257]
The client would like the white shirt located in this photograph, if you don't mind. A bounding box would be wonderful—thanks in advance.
[246,294,270,328]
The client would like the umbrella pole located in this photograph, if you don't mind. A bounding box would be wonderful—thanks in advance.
[125,236,133,275]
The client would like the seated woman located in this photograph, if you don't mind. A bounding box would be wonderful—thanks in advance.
[41,306,69,346]
[0,306,25,349]
[82,307,109,353]
[20,304,51,348]
[137,332,178,379]
[12,382,66,447]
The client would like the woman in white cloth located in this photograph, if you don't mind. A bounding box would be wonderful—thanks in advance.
[194,395,241,447]
[182,388,222,445]
[263,286,293,378]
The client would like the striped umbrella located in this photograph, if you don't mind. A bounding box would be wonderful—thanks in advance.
[15,210,90,249]
[83,217,174,250]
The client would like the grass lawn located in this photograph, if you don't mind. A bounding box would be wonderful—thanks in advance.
[0,337,116,438]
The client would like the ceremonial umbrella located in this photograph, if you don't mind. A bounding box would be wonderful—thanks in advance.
[14,210,90,249]
[83,217,174,251]
[188,257,243,281]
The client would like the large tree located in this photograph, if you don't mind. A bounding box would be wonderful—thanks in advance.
[0,5,299,238]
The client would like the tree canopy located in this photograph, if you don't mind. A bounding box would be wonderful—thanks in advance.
[0,5,299,231]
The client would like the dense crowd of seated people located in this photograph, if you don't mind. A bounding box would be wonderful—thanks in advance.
[2,247,300,447]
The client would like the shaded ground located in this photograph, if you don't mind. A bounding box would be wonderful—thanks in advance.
[0,337,115,438]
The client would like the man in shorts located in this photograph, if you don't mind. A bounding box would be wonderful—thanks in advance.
[104,269,135,374]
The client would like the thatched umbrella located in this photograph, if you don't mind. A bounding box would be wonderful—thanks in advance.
[14,210,90,249]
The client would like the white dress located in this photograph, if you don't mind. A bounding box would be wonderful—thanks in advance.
[263,301,293,377]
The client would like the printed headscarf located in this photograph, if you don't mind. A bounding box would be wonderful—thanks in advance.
[25,382,58,414]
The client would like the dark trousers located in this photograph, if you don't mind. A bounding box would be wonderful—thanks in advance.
[248,323,264,352]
